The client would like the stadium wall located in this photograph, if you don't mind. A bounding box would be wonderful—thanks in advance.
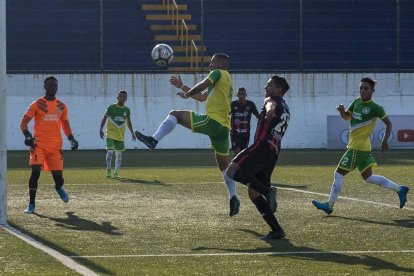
[6,73,414,150]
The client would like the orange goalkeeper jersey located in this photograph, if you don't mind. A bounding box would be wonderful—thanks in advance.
[23,97,69,150]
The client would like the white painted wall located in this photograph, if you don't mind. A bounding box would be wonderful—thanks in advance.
[6,73,414,150]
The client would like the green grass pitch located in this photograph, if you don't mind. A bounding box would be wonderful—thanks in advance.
[1,149,414,275]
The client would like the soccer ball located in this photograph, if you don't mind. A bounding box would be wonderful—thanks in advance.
[151,44,174,66]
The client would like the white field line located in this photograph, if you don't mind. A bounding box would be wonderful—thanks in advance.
[5,182,413,262]
[279,186,414,211]
[9,182,414,211]
[2,225,98,276]
[70,250,414,259]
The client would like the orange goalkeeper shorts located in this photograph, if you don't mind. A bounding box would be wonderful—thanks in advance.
[29,146,63,171]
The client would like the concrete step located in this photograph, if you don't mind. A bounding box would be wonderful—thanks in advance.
[141,4,188,11]
[150,24,197,31]
[155,34,201,41]
[145,14,191,20]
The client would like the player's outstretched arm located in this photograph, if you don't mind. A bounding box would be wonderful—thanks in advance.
[184,77,211,102]
[171,75,209,102]
[170,75,188,91]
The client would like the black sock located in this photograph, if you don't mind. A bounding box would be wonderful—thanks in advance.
[252,196,283,232]
[52,174,64,190]
[233,169,270,195]
[28,170,40,205]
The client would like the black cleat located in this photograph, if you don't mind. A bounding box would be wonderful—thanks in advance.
[265,187,277,213]
[229,195,240,217]
[261,229,286,240]
[398,186,409,209]
[135,131,158,150]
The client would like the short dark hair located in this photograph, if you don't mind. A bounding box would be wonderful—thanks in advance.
[44,76,57,85]
[237,87,246,92]
[360,77,376,89]
[271,75,290,95]
[118,90,128,96]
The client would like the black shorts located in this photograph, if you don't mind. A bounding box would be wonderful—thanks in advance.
[231,142,278,187]
[231,133,250,150]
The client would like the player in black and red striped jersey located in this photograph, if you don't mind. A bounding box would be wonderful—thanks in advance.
[230,87,259,156]
[226,75,290,240]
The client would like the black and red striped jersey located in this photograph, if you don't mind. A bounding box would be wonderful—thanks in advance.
[230,100,259,135]
[254,96,290,153]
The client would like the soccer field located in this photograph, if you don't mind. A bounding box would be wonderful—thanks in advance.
[1,149,414,275]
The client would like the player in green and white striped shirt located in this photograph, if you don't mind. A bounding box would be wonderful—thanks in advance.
[312,77,409,214]
[99,90,136,178]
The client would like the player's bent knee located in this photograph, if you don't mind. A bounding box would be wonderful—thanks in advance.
[226,163,238,179]
[169,110,179,117]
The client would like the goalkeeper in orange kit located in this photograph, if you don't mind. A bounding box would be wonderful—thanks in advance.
[20,76,79,214]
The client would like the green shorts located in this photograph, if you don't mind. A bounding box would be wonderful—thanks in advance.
[190,112,229,155]
[337,149,377,173]
[106,138,125,151]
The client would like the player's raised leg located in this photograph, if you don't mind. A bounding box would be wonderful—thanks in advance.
[135,110,191,150]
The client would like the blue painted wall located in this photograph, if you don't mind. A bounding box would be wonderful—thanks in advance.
[6,0,414,72]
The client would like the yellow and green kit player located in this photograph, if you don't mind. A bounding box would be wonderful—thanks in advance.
[312,77,409,215]
[99,90,136,178]
[135,53,240,217]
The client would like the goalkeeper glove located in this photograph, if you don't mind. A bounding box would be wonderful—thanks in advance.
[23,130,36,149]
[68,134,79,150]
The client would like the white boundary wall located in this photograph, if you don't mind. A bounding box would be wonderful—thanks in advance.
[6,73,414,150]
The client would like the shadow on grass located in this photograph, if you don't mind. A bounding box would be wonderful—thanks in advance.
[193,228,414,273]
[35,212,122,235]
[113,177,167,185]
[330,215,414,229]
[8,221,114,275]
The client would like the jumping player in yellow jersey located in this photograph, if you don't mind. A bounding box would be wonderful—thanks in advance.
[135,53,240,217]
[20,76,79,214]
[312,77,409,215]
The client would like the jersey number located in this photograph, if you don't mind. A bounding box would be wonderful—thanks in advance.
[275,112,290,134]
[340,157,349,166]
